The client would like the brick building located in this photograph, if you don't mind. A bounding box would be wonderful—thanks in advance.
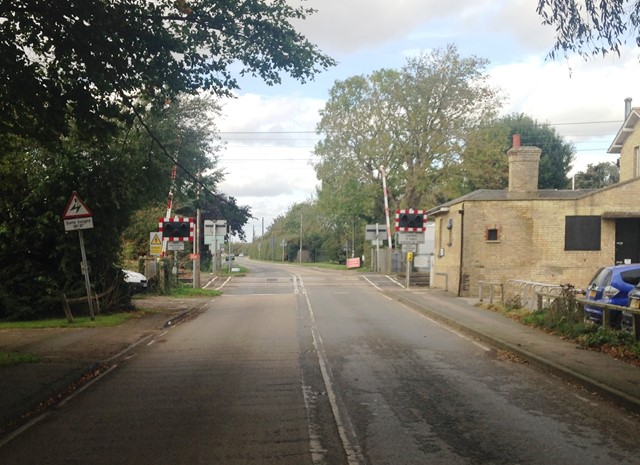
[427,102,640,296]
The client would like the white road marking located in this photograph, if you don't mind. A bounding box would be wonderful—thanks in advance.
[362,275,383,291]
[386,275,405,288]
[362,276,490,352]
[297,275,365,465]
[0,363,121,449]
[411,309,491,352]
[202,276,219,289]
[215,276,232,290]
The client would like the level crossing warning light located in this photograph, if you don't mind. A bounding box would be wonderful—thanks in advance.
[159,217,194,241]
[395,209,426,232]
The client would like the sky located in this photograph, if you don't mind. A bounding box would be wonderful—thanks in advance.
[215,0,640,240]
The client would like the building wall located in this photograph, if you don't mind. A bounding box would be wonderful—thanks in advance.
[432,211,463,293]
[431,179,640,297]
[619,129,640,182]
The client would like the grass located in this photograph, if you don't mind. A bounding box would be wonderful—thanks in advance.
[0,311,152,329]
[0,351,40,366]
[169,283,223,297]
[481,298,640,364]
[217,264,249,276]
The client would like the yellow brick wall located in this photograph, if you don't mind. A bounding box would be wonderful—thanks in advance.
[619,130,640,181]
[431,178,640,297]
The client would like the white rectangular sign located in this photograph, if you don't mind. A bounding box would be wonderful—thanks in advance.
[398,232,425,244]
[402,243,417,253]
[64,217,94,231]
[167,241,185,251]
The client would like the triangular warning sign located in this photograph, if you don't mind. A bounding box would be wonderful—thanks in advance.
[151,233,162,245]
[63,192,93,219]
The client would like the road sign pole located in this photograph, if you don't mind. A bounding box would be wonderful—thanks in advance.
[78,229,95,320]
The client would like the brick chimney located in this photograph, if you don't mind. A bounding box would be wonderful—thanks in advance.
[625,97,632,119]
[508,134,541,195]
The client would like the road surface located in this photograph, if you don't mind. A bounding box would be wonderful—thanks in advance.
[1,259,640,464]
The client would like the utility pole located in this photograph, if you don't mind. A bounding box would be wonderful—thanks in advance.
[299,213,303,263]
[193,171,201,288]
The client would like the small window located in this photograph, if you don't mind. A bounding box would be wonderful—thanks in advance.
[487,228,499,241]
[565,216,601,251]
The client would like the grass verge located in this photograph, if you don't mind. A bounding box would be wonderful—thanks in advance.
[0,311,152,329]
[481,295,640,365]
[0,352,40,366]
[169,283,223,297]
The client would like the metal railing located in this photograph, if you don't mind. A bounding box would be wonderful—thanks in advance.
[478,281,503,304]
[505,279,564,310]
[537,292,640,341]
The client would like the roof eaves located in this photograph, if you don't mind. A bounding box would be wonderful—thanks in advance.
[608,108,640,154]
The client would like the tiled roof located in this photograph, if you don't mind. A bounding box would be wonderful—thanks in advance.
[426,188,597,215]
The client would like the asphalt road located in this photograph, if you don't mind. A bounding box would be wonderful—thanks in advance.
[2,259,640,464]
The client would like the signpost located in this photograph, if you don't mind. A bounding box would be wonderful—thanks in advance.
[365,224,388,272]
[204,220,226,272]
[395,209,427,289]
[62,192,95,320]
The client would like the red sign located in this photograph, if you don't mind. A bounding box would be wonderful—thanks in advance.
[346,257,361,269]
[62,192,93,219]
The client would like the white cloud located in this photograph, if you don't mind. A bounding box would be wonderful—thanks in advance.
[217,93,322,232]
[488,48,640,173]
[292,0,475,54]
[219,2,640,235]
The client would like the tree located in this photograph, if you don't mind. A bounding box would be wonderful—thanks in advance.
[573,162,620,189]
[0,1,330,319]
[0,0,335,144]
[536,0,640,58]
[455,120,511,193]
[0,95,242,320]
[314,44,503,219]
[459,114,575,194]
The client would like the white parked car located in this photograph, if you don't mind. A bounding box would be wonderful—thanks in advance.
[124,270,148,294]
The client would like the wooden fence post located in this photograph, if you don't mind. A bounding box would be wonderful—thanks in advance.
[61,294,74,323]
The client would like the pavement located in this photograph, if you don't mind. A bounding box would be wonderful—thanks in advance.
[2,284,640,441]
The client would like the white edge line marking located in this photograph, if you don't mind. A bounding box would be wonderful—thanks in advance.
[0,363,120,449]
[298,275,364,465]
[362,275,382,291]
[386,275,405,288]
[215,276,232,290]
[202,276,219,289]
[363,277,490,352]
[411,308,491,352]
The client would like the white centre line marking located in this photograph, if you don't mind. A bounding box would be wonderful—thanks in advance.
[297,275,364,465]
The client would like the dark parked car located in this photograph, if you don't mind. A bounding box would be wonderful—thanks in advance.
[624,284,640,329]
[584,264,640,327]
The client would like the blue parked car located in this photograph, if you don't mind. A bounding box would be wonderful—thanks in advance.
[584,264,640,327]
